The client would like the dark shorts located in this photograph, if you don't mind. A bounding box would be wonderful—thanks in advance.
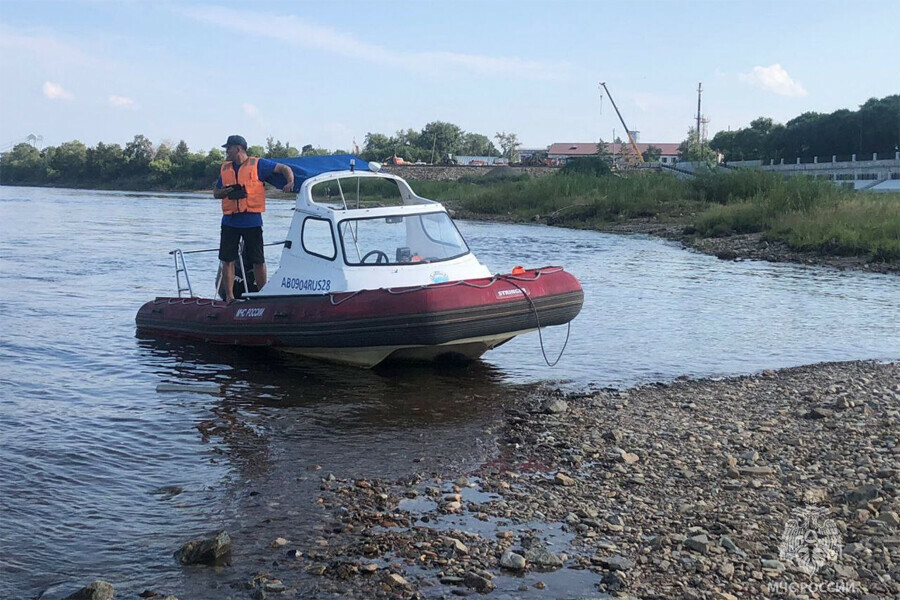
[219,225,265,264]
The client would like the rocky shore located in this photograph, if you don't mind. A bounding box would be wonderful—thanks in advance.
[114,359,890,600]
[57,360,899,599]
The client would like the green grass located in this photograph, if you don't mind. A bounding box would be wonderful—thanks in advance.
[408,169,900,263]
[770,196,900,260]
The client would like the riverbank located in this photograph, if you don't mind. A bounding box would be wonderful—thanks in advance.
[451,208,900,276]
[415,169,900,276]
[292,360,899,599]
[81,360,898,599]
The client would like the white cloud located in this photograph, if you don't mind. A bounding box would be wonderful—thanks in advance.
[43,81,73,100]
[176,6,571,81]
[108,95,136,109]
[739,64,807,97]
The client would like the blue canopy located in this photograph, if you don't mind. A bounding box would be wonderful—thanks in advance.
[268,154,371,192]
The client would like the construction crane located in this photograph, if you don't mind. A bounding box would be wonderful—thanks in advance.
[599,82,644,165]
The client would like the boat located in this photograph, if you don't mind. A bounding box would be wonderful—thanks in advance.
[135,155,583,367]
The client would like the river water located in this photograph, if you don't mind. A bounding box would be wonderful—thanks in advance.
[0,187,898,598]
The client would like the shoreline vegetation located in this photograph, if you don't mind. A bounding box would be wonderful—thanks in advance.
[411,168,900,275]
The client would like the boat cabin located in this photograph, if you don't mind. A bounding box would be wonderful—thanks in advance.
[260,156,491,296]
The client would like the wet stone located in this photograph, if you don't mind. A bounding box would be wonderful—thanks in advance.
[500,550,526,571]
[463,572,494,593]
[63,581,115,600]
[525,548,565,568]
[174,530,231,565]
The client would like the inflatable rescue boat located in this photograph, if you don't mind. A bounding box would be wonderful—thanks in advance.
[135,156,583,367]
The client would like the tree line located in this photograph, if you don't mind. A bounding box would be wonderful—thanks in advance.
[709,95,899,162]
[0,121,520,189]
[357,121,520,163]
[0,135,331,190]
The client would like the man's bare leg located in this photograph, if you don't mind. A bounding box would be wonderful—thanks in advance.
[222,261,236,301]
[254,262,267,289]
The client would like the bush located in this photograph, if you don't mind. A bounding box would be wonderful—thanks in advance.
[560,156,612,177]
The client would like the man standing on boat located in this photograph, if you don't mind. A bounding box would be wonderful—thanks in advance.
[213,135,294,301]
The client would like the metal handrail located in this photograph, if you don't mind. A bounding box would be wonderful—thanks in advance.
[168,241,286,298]
[171,249,193,298]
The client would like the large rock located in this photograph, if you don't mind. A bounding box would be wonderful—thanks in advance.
[463,571,494,592]
[174,530,232,565]
[525,548,565,568]
[598,555,634,571]
[500,550,526,571]
[64,581,114,600]
[545,399,568,414]
[554,472,576,486]
[684,534,710,554]
[840,484,881,507]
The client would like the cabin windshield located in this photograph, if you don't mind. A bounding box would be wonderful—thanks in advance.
[338,212,469,265]
[311,176,406,208]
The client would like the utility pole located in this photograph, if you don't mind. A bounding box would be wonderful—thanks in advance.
[696,83,703,148]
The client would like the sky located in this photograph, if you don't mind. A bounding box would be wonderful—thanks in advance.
[1,0,898,154]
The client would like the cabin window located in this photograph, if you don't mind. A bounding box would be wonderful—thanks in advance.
[302,217,336,260]
[338,211,469,266]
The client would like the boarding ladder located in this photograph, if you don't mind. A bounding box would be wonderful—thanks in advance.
[171,249,194,298]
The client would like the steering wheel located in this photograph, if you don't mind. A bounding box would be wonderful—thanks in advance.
[361,250,389,264]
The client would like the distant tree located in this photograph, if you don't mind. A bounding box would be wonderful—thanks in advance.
[154,140,173,162]
[677,127,718,164]
[0,143,46,183]
[86,142,124,181]
[361,132,393,161]
[595,137,614,163]
[204,148,226,182]
[494,131,520,161]
[422,121,462,162]
[149,156,173,184]
[49,140,87,182]
[173,140,191,163]
[459,133,498,157]
[265,137,299,158]
[124,134,154,176]
[247,144,265,157]
[709,130,737,161]
[642,144,663,162]
[301,144,330,156]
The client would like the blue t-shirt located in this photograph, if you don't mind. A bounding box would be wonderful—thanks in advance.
[217,158,279,228]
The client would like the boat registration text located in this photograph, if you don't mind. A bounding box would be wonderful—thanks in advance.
[281,277,332,292]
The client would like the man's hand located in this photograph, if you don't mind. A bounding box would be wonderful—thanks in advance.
[226,184,247,199]
[282,181,295,193]
[214,184,236,199]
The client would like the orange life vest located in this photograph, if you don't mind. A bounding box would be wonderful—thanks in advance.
[220,157,266,215]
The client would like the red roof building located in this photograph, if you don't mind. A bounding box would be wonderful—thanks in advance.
[547,142,681,165]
